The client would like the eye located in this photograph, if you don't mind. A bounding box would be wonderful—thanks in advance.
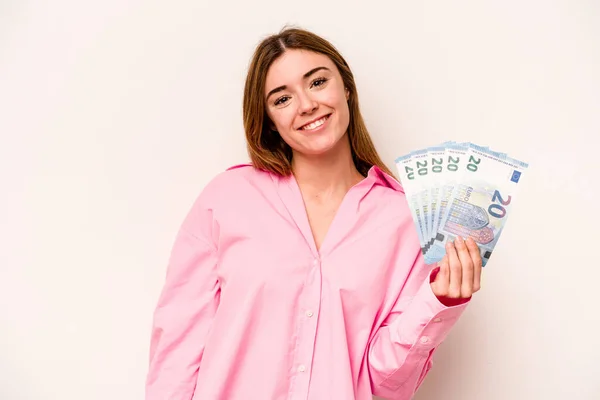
[274,95,290,106]
[311,77,328,88]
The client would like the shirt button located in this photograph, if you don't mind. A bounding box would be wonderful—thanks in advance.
[312,259,318,266]
[433,317,442,323]
[420,336,430,344]
[298,364,306,372]
[306,310,314,317]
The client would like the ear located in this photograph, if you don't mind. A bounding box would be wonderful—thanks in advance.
[345,87,350,101]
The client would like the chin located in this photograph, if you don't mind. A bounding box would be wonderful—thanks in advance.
[296,133,347,157]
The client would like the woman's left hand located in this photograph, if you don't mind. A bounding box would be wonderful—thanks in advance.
[430,235,482,300]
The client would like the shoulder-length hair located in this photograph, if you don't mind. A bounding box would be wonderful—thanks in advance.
[243,26,394,178]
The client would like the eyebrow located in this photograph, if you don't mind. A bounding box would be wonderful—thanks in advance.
[266,66,331,100]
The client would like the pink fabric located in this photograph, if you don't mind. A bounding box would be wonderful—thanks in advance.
[146,164,469,400]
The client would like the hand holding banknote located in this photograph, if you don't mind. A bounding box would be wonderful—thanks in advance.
[396,142,528,302]
[430,236,482,302]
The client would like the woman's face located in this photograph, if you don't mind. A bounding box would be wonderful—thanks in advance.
[264,49,350,157]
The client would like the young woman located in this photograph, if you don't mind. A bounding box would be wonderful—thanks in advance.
[145,27,482,400]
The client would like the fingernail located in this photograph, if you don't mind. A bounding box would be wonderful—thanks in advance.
[456,236,463,245]
[446,241,452,249]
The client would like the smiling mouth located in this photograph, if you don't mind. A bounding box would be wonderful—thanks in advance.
[298,114,331,131]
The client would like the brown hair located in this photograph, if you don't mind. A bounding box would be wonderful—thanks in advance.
[242,26,394,178]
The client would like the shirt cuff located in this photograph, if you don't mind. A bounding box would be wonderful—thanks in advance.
[396,268,470,352]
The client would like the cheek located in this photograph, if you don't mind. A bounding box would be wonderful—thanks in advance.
[322,89,349,117]
[334,96,350,128]
[270,108,296,132]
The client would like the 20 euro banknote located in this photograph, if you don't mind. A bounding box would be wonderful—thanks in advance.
[424,144,529,266]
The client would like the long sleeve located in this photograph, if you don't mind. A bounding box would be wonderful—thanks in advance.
[145,207,220,400]
[368,251,469,399]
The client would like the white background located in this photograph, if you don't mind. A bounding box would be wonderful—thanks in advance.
[1,1,599,399]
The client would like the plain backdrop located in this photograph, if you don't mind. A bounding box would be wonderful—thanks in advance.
[1,1,599,399]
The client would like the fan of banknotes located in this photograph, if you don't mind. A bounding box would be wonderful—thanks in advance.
[395,141,528,267]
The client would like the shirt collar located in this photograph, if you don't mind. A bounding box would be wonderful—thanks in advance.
[364,165,404,194]
[228,162,404,194]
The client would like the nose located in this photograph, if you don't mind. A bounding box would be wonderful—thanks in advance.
[297,90,318,115]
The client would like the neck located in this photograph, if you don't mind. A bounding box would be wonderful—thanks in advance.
[291,136,365,200]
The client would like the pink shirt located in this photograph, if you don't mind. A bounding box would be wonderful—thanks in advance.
[145,164,469,400]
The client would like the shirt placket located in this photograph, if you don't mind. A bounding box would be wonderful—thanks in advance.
[288,255,322,400]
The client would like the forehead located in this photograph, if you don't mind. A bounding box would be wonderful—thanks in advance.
[265,50,336,91]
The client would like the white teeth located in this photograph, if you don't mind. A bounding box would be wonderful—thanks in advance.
[301,116,328,130]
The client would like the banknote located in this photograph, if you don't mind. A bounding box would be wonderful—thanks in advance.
[411,149,432,243]
[428,143,470,254]
[425,145,446,245]
[395,152,426,250]
[396,142,529,266]
[426,144,528,266]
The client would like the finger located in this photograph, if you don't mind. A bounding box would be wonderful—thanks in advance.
[465,237,483,292]
[431,255,450,297]
[454,236,474,298]
[445,239,462,298]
